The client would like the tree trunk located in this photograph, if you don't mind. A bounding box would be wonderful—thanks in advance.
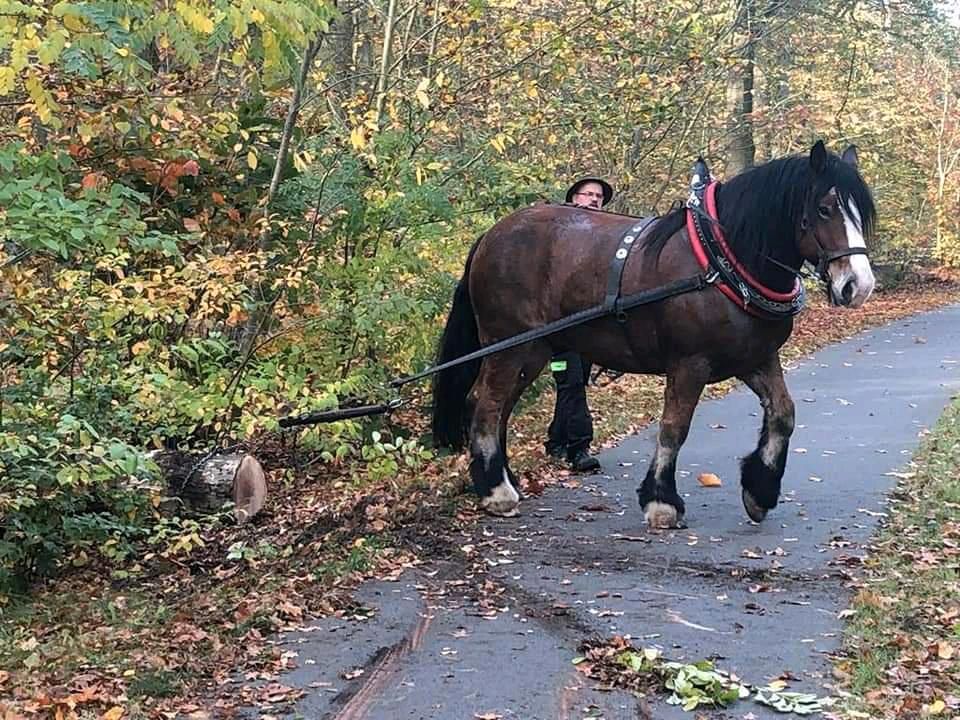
[725,0,756,175]
[933,61,960,265]
[238,33,326,356]
[426,0,442,80]
[375,0,400,126]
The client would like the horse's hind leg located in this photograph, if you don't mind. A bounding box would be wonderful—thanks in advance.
[469,344,549,516]
[738,353,795,522]
[498,344,551,497]
[637,361,709,529]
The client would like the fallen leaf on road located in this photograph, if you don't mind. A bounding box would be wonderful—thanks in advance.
[698,472,722,487]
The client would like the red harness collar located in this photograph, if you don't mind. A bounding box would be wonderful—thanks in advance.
[685,182,803,317]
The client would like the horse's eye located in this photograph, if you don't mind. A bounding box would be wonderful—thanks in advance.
[817,205,832,220]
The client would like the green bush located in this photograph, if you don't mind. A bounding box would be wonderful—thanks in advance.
[0,116,534,595]
[0,418,157,595]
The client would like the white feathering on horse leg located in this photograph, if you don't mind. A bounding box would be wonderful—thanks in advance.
[474,433,498,471]
[480,474,520,517]
[644,500,678,529]
[761,432,785,467]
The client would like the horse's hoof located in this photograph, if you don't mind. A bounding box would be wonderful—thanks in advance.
[742,489,768,522]
[480,497,519,517]
[644,500,682,529]
[480,482,520,517]
[484,506,518,517]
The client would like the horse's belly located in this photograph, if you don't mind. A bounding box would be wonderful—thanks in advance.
[568,298,792,380]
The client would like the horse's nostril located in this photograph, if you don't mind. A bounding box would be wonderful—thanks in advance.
[842,279,856,304]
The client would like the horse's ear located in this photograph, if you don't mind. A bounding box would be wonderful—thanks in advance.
[841,144,859,168]
[809,140,828,174]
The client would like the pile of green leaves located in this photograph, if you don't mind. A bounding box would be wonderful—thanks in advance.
[575,638,835,715]
[661,659,750,711]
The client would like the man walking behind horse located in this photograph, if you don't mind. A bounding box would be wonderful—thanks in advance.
[544,176,614,473]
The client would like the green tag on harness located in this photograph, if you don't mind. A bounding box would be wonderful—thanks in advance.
[550,360,568,372]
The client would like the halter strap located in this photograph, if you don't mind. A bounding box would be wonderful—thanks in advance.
[801,202,870,282]
[815,244,869,282]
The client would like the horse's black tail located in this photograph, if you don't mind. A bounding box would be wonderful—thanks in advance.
[432,238,483,450]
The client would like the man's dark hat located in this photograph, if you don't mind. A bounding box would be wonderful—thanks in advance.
[565,177,614,206]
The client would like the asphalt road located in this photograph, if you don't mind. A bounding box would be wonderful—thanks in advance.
[243,304,960,720]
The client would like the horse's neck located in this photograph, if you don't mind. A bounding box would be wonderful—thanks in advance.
[715,181,803,293]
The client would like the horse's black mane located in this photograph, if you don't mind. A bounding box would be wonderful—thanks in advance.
[643,151,877,289]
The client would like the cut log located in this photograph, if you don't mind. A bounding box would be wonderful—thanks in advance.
[152,451,267,523]
[233,455,267,524]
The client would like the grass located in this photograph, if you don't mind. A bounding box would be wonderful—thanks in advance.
[0,589,174,673]
[837,398,960,716]
[127,670,182,699]
[313,535,387,582]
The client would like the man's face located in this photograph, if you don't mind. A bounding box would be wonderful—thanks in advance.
[572,181,604,209]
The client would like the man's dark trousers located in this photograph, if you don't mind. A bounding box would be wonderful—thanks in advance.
[546,351,593,458]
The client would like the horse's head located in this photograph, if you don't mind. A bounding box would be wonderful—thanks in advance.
[797,141,877,308]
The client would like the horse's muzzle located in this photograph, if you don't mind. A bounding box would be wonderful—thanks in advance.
[827,259,875,308]
[829,277,856,306]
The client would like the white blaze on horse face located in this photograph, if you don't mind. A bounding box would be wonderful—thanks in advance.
[833,199,875,307]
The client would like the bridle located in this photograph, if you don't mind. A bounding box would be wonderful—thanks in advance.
[800,200,870,284]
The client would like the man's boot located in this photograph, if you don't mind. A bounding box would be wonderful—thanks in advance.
[568,448,600,473]
[546,443,567,461]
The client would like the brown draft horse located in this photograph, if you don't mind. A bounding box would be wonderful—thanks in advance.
[431,141,876,528]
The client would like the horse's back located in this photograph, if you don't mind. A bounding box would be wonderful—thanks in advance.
[469,205,636,336]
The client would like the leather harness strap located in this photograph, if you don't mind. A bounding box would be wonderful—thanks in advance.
[603,217,658,318]
[686,180,806,320]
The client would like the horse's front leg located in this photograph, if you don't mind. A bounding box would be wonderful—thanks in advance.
[738,352,795,522]
[637,362,709,528]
